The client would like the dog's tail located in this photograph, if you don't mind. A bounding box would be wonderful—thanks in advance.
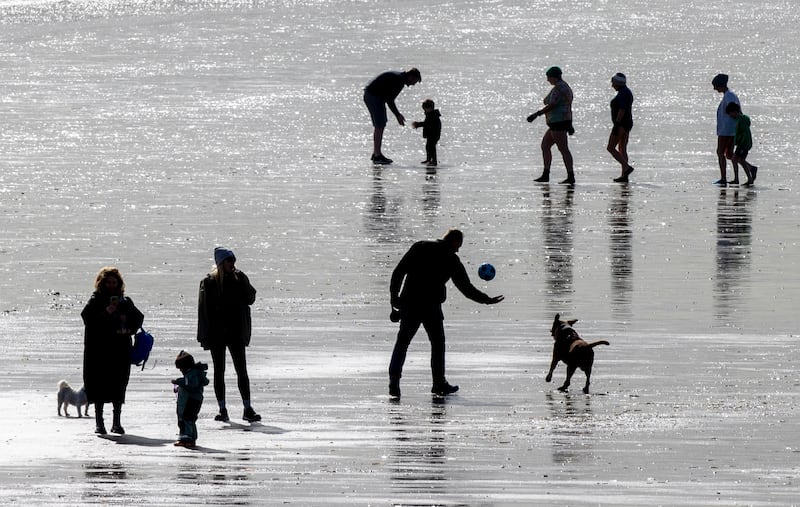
[58,380,70,390]
[588,340,610,348]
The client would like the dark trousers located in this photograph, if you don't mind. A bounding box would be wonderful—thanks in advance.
[178,397,202,442]
[426,138,439,164]
[210,342,250,404]
[389,315,446,385]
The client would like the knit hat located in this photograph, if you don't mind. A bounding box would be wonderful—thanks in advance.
[546,66,562,78]
[712,73,728,87]
[175,350,195,370]
[611,72,627,85]
[214,247,235,265]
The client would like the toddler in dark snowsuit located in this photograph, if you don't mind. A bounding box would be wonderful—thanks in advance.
[412,99,442,166]
[172,350,209,448]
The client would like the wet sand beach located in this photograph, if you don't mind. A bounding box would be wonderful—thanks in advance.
[1,0,800,504]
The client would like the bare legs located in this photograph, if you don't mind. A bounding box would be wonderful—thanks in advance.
[716,136,734,185]
[536,129,575,184]
[373,126,384,158]
[608,127,634,182]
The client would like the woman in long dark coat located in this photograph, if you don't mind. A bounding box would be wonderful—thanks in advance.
[82,267,144,435]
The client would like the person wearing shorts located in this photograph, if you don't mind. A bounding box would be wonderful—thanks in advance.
[607,72,635,182]
[527,66,576,185]
[363,68,421,165]
[712,73,740,186]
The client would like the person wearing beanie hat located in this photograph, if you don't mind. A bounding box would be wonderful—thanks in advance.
[608,72,635,182]
[712,73,740,186]
[214,247,235,266]
[172,350,209,448]
[527,66,576,184]
[197,247,262,423]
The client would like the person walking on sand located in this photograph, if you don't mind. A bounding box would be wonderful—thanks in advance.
[197,247,261,423]
[363,68,422,165]
[725,102,758,186]
[412,99,442,166]
[388,229,504,398]
[607,73,635,182]
[82,267,144,435]
[712,73,740,186]
[528,66,576,185]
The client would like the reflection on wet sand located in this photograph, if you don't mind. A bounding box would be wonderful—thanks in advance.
[544,393,594,466]
[608,185,633,319]
[84,461,128,481]
[422,167,440,219]
[365,167,402,243]
[540,185,575,312]
[715,189,754,319]
[387,399,448,494]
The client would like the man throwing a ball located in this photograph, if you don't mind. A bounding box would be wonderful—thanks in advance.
[388,229,504,398]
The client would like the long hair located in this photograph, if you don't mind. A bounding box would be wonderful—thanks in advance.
[93,266,125,295]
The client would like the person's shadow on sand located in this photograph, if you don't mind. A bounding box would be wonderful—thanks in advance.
[219,421,287,435]
[99,434,229,453]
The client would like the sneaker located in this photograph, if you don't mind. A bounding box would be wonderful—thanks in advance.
[559,178,576,185]
[750,166,758,182]
[613,175,628,183]
[110,425,125,435]
[728,179,739,185]
[713,179,727,187]
[95,424,107,435]
[534,173,549,183]
[372,154,393,165]
[389,379,401,399]
[243,407,262,422]
[214,408,230,422]
[174,440,196,449]
[431,382,459,396]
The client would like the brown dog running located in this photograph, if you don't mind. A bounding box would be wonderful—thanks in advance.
[545,314,609,394]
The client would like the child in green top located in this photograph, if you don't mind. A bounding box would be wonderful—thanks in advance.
[725,102,758,186]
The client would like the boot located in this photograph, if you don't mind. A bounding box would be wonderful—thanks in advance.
[110,406,124,434]
[94,403,107,435]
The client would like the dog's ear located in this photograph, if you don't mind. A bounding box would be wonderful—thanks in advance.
[567,319,578,326]
[551,314,560,335]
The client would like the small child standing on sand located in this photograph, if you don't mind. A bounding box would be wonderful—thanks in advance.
[172,350,209,448]
[725,102,758,186]
[412,99,442,166]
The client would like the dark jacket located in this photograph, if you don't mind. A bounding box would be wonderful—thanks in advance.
[390,240,492,319]
[82,293,144,404]
[197,270,256,349]
[420,109,442,141]
[174,362,209,415]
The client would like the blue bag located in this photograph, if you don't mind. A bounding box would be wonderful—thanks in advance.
[131,328,154,370]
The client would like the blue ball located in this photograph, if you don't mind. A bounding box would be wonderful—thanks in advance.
[478,263,496,281]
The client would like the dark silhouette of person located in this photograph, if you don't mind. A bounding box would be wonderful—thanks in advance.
[388,229,504,398]
[82,266,144,435]
[363,68,422,165]
[197,247,261,423]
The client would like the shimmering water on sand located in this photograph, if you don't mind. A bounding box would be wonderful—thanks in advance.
[1,0,799,504]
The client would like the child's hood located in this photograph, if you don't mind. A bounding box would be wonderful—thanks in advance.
[426,109,441,118]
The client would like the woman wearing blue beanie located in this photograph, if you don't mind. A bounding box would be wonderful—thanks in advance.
[197,247,261,423]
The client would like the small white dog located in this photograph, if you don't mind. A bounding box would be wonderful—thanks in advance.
[57,380,89,417]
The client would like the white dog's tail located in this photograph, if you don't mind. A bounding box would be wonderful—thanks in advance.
[58,380,70,390]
